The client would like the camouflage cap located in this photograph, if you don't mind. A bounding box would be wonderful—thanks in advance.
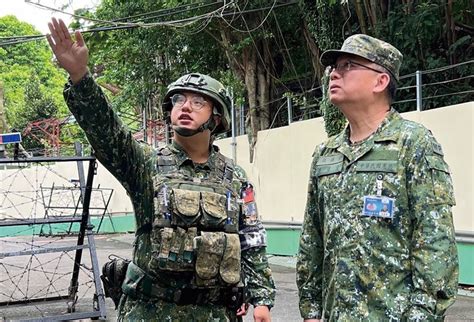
[320,34,403,81]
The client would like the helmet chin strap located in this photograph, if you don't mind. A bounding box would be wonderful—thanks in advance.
[172,115,217,137]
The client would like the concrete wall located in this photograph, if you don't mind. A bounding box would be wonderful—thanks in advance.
[215,102,474,233]
[1,102,472,233]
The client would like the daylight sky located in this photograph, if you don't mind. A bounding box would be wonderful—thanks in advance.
[2,0,99,34]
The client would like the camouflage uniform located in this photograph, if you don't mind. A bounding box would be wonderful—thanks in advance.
[63,74,275,321]
[297,34,458,321]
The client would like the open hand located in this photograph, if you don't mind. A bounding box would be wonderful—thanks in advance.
[46,18,89,83]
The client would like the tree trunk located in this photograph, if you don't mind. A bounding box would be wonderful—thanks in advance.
[405,0,413,15]
[363,0,375,29]
[218,28,244,79]
[243,46,259,160]
[380,0,389,19]
[258,41,272,130]
[370,0,378,27]
[0,83,7,134]
[99,83,121,95]
[446,0,456,64]
[354,0,368,34]
[302,20,323,83]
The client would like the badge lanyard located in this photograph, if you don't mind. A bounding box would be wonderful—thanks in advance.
[376,174,383,197]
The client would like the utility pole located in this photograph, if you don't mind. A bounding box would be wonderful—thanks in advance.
[0,82,6,158]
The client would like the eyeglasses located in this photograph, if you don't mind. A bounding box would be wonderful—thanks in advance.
[171,93,208,111]
[329,60,384,75]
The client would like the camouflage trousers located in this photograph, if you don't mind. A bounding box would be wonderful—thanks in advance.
[117,295,242,322]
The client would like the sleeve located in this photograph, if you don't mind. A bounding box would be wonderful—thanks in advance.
[406,131,459,321]
[296,150,324,319]
[63,73,150,198]
[234,165,276,308]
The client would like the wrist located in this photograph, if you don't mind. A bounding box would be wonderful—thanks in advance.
[69,68,89,84]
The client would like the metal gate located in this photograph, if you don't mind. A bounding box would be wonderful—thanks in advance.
[0,154,107,321]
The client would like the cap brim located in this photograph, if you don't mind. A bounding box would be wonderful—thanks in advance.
[320,49,371,67]
[320,50,343,66]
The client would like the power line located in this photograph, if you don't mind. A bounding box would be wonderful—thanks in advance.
[271,11,305,93]
[0,2,297,47]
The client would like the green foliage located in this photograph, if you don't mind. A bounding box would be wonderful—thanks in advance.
[78,0,228,125]
[70,0,313,137]
[302,0,473,135]
[0,16,68,132]
[320,72,345,137]
[300,0,345,53]
[13,76,59,151]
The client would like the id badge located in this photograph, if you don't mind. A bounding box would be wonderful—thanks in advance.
[362,195,395,219]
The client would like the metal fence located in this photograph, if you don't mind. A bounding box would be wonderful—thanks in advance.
[232,60,474,135]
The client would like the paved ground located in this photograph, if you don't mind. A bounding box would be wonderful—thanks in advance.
[1,233,473,321]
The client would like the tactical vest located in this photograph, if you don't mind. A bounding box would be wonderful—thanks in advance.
[146,146,241,289]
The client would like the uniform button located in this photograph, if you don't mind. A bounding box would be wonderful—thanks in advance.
[377,174,384,180]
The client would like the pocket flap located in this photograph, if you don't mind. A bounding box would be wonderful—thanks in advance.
[426,155,450,173]
[201,191,227,219]
[171,189,201,217]
[220,234,241,285]
[195,232,225,281]
[355,160,398,173]
[315,163,343,176]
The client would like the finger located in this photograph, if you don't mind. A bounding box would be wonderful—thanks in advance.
[45,34,56,51]
[48,18,62,45]
[47,22,55,39]
[75,31,85,47]
[58,18,72,41]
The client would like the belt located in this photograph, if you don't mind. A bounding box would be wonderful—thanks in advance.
[122,262,235,306]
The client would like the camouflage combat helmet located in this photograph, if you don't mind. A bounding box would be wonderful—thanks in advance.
[320,34,403,81]
[162,73,231,136]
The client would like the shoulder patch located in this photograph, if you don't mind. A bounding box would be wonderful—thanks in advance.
[432,141,444,156]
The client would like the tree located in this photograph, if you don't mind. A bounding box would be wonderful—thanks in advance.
[301,0,473,136]
[13,76,60,152]
[75,0,313,160]
[0,16,69,141]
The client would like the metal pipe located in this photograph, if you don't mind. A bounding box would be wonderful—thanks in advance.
[287,96,293,125]
[229,88,237,162]
[416,70,422,111]
[240,104,245,135]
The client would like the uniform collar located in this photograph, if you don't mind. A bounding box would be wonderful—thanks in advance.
[326,108,400,149]
[169,140,219,169]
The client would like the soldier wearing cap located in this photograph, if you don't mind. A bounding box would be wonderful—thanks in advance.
[297,34,458,321]
[47,18,275,322]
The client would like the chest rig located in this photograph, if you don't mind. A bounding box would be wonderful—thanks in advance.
[147,146,241,289]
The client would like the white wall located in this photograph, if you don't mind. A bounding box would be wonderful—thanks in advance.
[1,102,472,232]
[216,102,474,232]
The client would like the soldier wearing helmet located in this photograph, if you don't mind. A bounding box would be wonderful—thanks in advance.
[47,18,275,322]
[162,73,232,137]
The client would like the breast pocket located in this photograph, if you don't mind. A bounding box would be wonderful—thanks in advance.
[355,160,400,198]
[315,154,344,177]
[314,154,344,192]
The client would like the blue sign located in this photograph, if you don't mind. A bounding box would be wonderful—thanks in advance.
[0,132,22,144]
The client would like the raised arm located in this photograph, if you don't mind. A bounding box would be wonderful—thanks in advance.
[46,18,150,204]
[46,18,89,84]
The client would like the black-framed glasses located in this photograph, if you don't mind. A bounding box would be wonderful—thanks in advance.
[170,93,208,111]
[329,60,384,75]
